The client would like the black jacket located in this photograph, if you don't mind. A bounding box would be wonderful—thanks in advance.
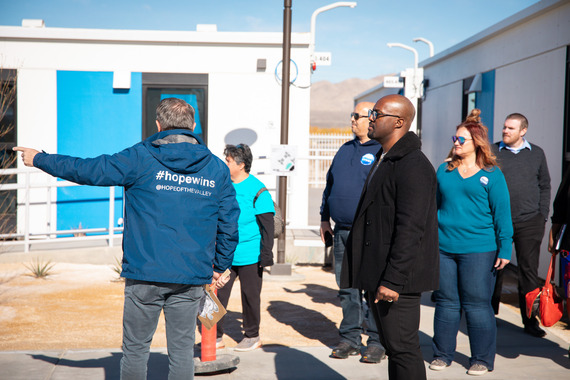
[340,132,439,294]
[552,164,570,225]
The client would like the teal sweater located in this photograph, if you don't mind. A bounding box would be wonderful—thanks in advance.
[436,163,513,260]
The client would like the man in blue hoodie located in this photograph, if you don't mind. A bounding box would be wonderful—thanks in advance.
[15,98,240,380]
[320,101,385,363]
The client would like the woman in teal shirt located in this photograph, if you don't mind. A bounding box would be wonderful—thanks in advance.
[430,109,512,376]
[216,144,275,352]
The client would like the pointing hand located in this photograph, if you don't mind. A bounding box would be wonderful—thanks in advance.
[13,147,40,167]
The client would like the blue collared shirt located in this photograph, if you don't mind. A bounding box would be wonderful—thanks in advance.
[499,138,532,154]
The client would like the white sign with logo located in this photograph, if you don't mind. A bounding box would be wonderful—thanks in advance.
[271,145,297,176]
[384,76,404,88]
[313,52,332,66]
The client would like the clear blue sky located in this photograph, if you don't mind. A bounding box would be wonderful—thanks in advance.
[0,0,540,83]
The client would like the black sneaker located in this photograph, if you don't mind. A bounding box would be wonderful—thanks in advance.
[331,342,359,359]
[361,345,386,363]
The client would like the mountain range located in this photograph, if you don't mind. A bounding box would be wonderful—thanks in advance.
[310,75,387,128]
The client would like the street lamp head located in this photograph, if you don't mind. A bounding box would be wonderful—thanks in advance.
[386,42,418,70]
[310,1,358,66]
[412,37,434,58]
[330,1,357,8]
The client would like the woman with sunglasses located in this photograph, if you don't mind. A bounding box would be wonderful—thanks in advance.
[430,109,512,376]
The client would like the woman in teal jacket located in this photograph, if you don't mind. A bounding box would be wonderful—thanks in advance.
[216,144,275,352]
[430,109,513,376]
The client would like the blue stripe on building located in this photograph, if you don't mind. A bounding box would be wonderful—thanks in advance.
[56,71,142,234]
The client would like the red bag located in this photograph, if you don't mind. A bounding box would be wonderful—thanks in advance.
[525,253,564,327]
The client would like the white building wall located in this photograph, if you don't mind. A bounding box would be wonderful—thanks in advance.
[16,69,59,234]
[419,0,570,277]
[354,85,401,105]
[421,1,570,93]
[420,81,463,166]
[494,47,567,183]
[207,67,311,227]
[0,26,312,230]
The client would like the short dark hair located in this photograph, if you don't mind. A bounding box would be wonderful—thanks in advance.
[505,113,528,130]
[224,144,253,173]
[156,98,195,131]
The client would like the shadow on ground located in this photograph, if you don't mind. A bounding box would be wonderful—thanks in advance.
[282,283,339,306]
[263,344,345,380]
[267,300,338,347]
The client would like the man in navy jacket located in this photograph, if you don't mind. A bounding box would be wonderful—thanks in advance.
[320,101,384,363]
[15,98,239,379]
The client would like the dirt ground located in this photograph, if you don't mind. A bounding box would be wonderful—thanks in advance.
[0,261,568,351]
[0,262,342,351]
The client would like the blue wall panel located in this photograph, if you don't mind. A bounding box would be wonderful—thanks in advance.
[476,70,496,139]
[56,71,142,234]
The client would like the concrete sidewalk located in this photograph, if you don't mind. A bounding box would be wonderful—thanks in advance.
[1,292,569,380]
[1,244,569,379]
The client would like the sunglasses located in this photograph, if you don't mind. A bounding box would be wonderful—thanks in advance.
[452,136,473,145]
[350,112,368,121]
[368,109,401,122]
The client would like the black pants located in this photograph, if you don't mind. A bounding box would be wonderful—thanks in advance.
[492,214,545,325]
[216,263,263,339]
[367,292,426,380]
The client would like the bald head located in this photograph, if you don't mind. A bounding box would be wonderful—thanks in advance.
[352,101,375,142]
[355,101,375,114]
[368,94,416,152]
[379,94,415,132]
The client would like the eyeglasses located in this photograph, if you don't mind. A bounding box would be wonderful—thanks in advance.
[452,136,473,145]
[368,109,401,122]
[350,112,368,121]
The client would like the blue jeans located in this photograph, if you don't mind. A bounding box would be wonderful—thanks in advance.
[334,228,381,348]
[120,279,204,380]
[432,250,497,370]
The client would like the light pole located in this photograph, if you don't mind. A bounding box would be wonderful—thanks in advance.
[387,42,420,98]
[274,0,293,276]
[387,42,422,134]
[387,42,418,71]
[413,37,434,58]
[309,2,357,70]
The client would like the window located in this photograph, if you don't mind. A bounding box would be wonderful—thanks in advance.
[142,74,208,142]
[0,69,17,234]
[462,71,495,138]
[462,76,478,118]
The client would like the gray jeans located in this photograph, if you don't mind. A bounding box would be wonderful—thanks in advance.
[120,279,204,380]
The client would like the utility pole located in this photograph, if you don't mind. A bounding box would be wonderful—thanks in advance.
[272,0,293,276]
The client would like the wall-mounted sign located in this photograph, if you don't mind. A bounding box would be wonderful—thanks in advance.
[271,145,297,176]
[313,52,332,66]
[384,76,404,88]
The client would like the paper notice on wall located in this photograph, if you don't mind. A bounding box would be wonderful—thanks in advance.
[271,145,297,176]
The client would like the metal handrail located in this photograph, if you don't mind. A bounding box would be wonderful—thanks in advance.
[0,167,121,252]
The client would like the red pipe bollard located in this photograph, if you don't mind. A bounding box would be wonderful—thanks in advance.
[201,288,217,362]
[195,274,239,374]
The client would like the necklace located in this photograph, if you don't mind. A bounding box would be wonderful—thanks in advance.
[461,164,477,173]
